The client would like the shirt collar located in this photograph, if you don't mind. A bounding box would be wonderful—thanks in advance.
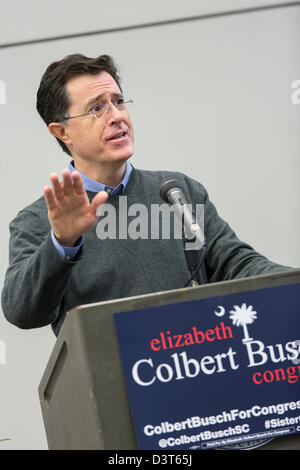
[68,160,133,195]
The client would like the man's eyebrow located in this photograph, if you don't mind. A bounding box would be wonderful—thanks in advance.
[85,92,123,110]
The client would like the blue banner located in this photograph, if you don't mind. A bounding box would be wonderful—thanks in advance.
[114,283,300,450]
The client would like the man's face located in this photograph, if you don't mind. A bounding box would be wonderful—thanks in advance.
[64,71,134,165]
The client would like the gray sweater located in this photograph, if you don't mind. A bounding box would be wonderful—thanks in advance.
[1,168,290,336]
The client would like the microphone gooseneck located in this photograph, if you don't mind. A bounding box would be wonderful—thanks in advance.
[160,179,206,286]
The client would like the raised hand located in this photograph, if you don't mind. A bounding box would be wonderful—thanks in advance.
[43,169,109,246]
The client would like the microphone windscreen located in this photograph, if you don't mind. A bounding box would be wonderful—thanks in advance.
[159,179,182,201]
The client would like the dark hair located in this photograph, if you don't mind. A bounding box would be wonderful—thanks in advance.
[36,53,122,156]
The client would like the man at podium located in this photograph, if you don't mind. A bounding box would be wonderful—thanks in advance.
[1,53,292,337]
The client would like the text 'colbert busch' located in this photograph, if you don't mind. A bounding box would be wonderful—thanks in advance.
[131,320,300,387]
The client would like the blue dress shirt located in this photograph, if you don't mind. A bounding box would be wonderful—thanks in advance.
[51,160,133,260]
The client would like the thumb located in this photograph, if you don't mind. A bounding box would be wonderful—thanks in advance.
[90,190,109,217]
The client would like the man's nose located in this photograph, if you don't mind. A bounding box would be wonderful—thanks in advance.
[106,102,123,124]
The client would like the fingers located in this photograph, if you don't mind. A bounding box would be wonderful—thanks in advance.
[61,169,73,196]
[49,173,64,201]
[45,170,85,204]
[43,185,56,211]
[91,190,109,217]
[72,171,86,195]
[44,169,107,217]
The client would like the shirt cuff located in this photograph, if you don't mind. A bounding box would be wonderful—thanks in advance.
[51,229,82,260]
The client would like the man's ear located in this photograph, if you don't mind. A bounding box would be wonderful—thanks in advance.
[48,122,72,146]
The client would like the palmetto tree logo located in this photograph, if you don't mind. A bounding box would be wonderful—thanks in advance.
[229,303,257,343]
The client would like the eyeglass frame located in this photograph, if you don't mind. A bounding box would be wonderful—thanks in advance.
[62,96,133,122]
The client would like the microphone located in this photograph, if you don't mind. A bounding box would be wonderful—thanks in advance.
[160,180,205,249]
[160,179,206,285]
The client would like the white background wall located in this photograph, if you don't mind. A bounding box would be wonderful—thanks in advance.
[0,0,299,449]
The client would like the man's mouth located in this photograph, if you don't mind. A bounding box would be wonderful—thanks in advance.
[106,131,127,142]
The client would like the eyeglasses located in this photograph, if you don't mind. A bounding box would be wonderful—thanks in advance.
[63,97,133,121]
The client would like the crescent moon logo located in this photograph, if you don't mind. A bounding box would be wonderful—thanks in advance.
[214,306,225,317]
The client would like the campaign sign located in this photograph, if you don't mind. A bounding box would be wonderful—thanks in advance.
[114,283,300,450]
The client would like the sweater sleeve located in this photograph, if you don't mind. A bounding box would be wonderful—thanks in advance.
[180,173,293,282]
[1,209,82,329]
[202,187,293,282]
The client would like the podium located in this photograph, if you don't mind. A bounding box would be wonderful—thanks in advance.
[38,269,300,450]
